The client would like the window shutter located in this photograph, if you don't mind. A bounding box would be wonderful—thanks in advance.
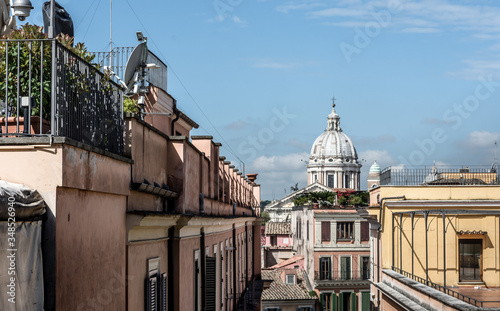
[361,222,369,241]
[206,256,216,311]
[160,273,167,311]
[145,276,157,311]
[331,293,337,311]
[321,221,330,242]
[350,292,357,311]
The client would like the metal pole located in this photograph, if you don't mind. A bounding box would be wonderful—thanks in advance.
[400,213,403,270]
[425,212,429,284]
[391,213,394,268]
[48,0,55,38]
[443,212,446,288]
[411,213,414,276]
[109,0,112,68]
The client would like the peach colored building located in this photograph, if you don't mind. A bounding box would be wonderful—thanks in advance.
[0,39,262,310]
[292,205,371,311]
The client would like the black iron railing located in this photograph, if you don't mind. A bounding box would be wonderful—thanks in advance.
[314,269,370,282]
[0,39,124,155]
[391,266,500,308]
[380,166,499,186]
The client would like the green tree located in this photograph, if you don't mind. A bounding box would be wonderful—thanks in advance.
[260,211,270,226]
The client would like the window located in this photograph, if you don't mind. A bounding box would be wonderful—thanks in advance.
[320,293,332,311]
[361,222,369,242]
[459,239,482,281]
[319,257,331,280]
[206,256,216,310]
[361,256,370,280]
[145,258,167,311]
[307,220,310,240]
[321,221,331,242]
[265,308,281,311]
[298,308,313,311]
[337,222,354,240]
[340,256,351,280]
[327,174,334,188]
[298,219,302,239]
[270,236,277,246]
[344,174,350,188]
[286,274,295,284]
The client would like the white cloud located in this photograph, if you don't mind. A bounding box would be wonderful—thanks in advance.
[253,60,297,69]
[448,59,500,80]
[399,27,440,34]
[249,152,309,199]
[232,16,248,26]
[461,131,500,149]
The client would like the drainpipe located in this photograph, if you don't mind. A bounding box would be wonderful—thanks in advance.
[170,99,179,136]
[376,195,405,310]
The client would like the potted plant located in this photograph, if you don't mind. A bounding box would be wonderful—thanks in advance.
[0,24,51,134]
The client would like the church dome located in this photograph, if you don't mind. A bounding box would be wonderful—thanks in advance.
[369,161,381,173]
[309,103,358,163]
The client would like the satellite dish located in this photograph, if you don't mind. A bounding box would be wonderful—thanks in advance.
[123,42,148,91]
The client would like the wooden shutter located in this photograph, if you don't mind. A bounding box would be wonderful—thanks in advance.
[206,256,216,311]
[361,222,369,241]
[350,292,357,311]
[159,273,167,311]
[145,276,157,311]
[321,221,330,242]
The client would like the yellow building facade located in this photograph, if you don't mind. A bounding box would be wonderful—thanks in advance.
[367,185,500,310]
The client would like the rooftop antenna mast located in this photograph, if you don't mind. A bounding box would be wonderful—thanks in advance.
[109,0,112,68]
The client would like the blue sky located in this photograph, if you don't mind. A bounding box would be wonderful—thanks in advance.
[24,0,500,200]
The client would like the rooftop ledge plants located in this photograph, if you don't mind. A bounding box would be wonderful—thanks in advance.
[0,24,112,121]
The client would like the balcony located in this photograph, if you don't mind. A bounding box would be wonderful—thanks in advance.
[0,38,123,155]
[314,269,370,287]
[380,165,499,186]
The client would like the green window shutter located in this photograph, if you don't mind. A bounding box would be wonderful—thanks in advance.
[331,293,337,311]
[361,292,370,311]
[338,293,343,311]
[350,292,357,311]
[320,293,325,311]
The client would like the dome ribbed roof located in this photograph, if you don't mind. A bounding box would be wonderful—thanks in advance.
[309,104,358,162]
[369,161,381,173]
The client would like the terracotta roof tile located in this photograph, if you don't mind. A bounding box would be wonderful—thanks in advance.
[265,222,291,235]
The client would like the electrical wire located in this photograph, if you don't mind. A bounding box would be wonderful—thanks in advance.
[82,0,103,42]
[124,0,245,167]
[74,0,99,32]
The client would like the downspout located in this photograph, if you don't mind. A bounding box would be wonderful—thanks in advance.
[170,99,179,136]
[168,226,175,311]
[233,227,237,311]
[376,195,405,310]
[201,230,206,311]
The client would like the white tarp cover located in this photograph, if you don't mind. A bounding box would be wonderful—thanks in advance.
[0,180,46,311]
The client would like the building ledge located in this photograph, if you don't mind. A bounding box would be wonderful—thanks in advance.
[382,269,492,311]
[374,282,431,311]
[0,136,133,163]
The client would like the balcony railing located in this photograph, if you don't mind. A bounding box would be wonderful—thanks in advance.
[392,266,500,308]
[0,39,123,155]
[380,165,499,186]
[314,269,370,282]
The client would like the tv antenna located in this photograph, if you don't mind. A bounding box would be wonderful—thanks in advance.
[107,32,161,120]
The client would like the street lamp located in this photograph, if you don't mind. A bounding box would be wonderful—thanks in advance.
[10,0,34,21]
